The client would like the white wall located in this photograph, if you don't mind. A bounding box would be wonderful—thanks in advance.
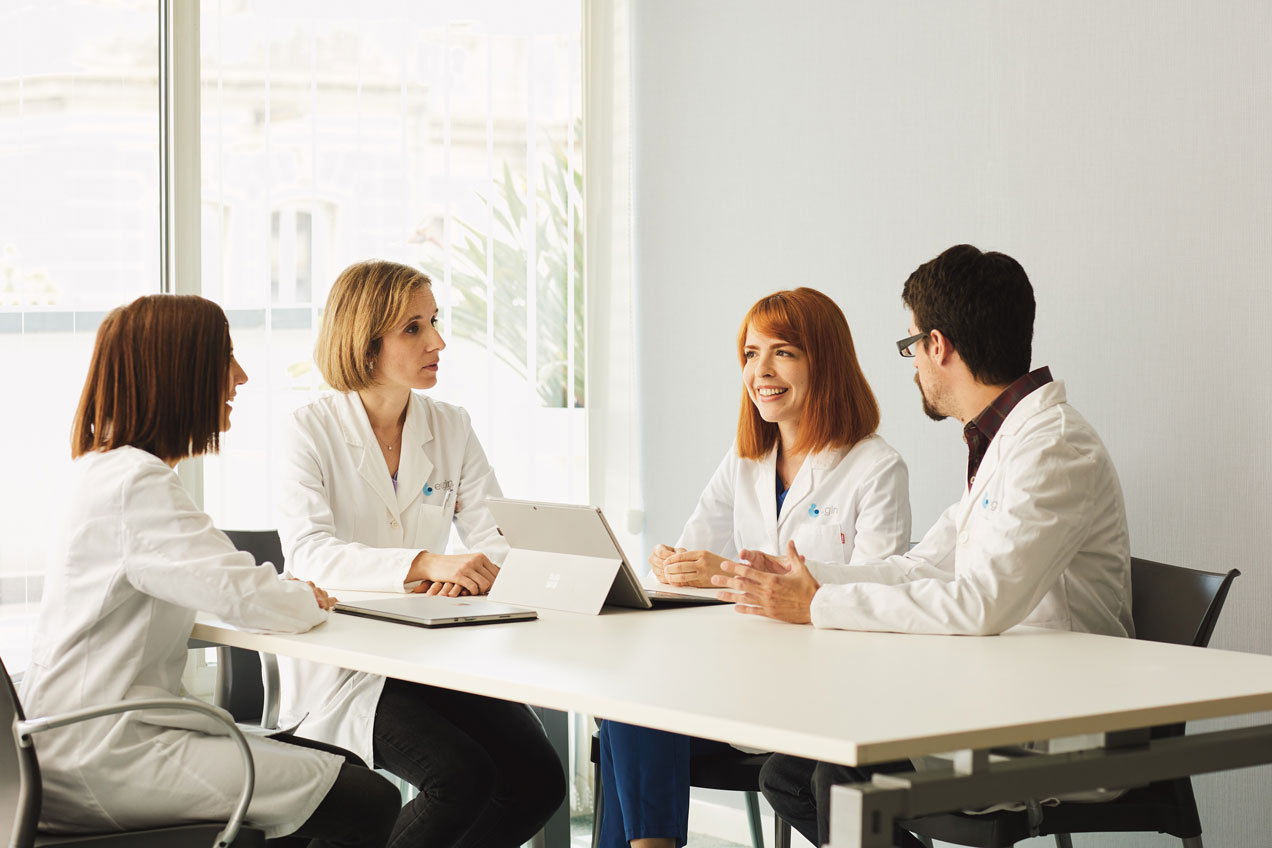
[632,2,1272,845]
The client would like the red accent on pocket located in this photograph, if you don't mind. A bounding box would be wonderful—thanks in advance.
[840,533,846,545]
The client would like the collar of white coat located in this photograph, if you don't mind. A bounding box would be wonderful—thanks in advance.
[334,390,436,449]
[336,391,438,517]
[995,378,1067,438]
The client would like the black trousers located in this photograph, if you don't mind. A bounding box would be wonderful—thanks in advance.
[760,754,926,848]
[267,734,400,848]
[371,677,567,848]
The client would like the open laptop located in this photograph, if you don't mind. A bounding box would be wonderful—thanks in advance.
[486,498,730,615]
[334,594,537,628]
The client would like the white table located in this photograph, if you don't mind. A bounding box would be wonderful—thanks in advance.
[191,595,1272,847]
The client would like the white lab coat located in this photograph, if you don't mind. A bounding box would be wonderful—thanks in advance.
[677,434,912,564]
[276,390,508,764]
[20,447,339,838]
[807,381,1134,637]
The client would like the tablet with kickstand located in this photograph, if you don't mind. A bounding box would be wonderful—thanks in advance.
[485,498,730,615]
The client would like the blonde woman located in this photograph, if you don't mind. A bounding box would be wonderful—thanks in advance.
[277,260,565,848]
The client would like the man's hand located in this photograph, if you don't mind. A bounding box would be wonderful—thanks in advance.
[711,541,819,624]
[732,547,796,575]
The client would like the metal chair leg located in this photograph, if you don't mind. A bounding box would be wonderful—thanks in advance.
[775,815,791,848]
[591,755,604,848]
[1053,835,1074,848]
[1181,838,1204,848]
[744,790,764,848]
[915,836,934,848]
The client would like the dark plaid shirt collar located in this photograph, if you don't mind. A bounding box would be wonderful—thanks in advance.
[963,366,1053,489]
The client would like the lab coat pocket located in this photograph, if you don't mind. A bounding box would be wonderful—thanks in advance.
[794,524,849,565]
[414,503,450,551]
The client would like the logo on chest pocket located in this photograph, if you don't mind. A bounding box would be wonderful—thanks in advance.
[423,479,455,498]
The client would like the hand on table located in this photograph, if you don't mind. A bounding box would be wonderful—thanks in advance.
[413,581,471,598]
[306,581,339,611]
[408,551,499,596]
[648,544,685,583]
[711,541,819,624]
[661,549,727,588]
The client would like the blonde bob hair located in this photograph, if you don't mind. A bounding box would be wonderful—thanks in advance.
[315,260,432,392]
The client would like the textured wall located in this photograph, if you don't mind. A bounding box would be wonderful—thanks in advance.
[632,3,1272,844]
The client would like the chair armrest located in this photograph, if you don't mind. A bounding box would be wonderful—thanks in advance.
[19,697,254,848]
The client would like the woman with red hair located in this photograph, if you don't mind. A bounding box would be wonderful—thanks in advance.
[595,288,911,848]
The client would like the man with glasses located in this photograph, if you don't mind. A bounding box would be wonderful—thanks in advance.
[713,244,1132,848]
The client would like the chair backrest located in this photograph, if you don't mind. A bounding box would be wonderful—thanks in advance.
[218,531,286,722]
[0,656,41,848]
[1130,557,1240,648]
[224,530,286,577]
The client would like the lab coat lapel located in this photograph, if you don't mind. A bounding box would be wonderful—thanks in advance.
[954,381,1067,530]
[395,394,436,513]
[752,447,781,551]
[777,448,826,531]
[338,393,401,520]
[957,444,998,529]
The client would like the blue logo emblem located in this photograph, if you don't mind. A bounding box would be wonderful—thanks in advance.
[808,503,820,517]
[982,496,989,508]
[423,484,435,496]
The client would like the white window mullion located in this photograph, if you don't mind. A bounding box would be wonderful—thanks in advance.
[161,0,203,506]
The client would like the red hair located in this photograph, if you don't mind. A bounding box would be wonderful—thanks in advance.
[736,288,880,460]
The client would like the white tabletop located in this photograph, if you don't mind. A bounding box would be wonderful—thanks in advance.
[192,594,1272,766]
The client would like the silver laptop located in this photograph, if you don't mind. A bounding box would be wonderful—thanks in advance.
[334,594,537,628]
[485,498,729,615]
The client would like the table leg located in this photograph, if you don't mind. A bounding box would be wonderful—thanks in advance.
[828,723,1272,847]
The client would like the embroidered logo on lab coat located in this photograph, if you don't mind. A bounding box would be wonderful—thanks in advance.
[808,503,840,518]
[423,479,455,497]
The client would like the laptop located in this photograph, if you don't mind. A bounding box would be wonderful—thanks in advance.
[485,498,730,615]
[334,594,537,628]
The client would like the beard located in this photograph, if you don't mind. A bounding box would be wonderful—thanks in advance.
[915,373,947,422]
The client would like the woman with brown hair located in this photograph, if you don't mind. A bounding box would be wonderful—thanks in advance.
[276,260,565,848]
[596,287,912,848]
[19,294,400,846]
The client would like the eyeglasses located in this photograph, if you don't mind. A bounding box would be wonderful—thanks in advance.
[896,331,930,358]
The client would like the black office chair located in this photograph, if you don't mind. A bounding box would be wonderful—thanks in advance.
[0,655,264,847]
[900,557,1240,848]
[589,729,792,848]
[217,530,287,729]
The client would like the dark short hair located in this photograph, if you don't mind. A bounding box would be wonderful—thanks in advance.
[72,295,233,463]
[901,244,1035,385]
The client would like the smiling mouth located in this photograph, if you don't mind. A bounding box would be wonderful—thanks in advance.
[757,387,788,399]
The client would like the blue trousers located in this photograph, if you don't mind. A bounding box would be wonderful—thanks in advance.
[597,720,735,848]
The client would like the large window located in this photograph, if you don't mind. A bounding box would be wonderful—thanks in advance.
[198,0,586,530]
[0,0,161,671]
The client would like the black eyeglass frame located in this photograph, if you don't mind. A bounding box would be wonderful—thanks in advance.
[896,331,931,358]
